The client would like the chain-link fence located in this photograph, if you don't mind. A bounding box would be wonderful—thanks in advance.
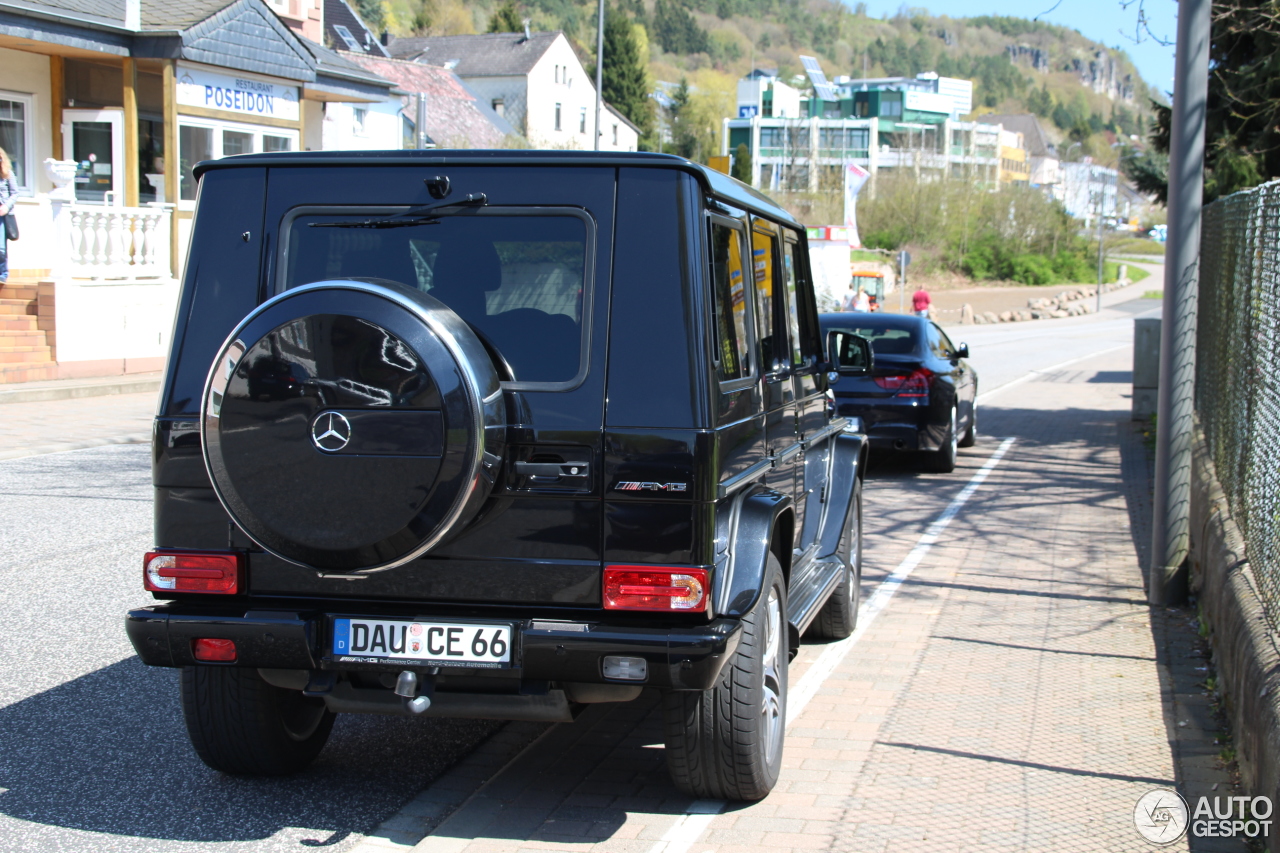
[1197,180,1280,620]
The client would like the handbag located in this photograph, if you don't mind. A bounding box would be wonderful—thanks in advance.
[3,177,16,241]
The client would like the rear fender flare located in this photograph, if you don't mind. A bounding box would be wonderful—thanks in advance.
[817,431,869,563]
[713,486,793,618]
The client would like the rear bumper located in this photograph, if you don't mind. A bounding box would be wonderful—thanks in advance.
[835,399,940,452]
[126,605,742,691]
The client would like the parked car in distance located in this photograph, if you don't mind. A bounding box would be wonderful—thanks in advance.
[820,313,976,473]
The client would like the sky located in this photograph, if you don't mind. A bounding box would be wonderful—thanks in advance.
[853,0,1179,94]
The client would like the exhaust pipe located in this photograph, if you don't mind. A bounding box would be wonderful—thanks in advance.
[893,439,906,450]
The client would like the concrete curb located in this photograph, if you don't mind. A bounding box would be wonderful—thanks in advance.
[1191,429,1280,852]
[0,375,162,405]
[0,434,151,461]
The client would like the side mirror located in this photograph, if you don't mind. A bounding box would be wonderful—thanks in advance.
[826,329,874,377]
[955,343,970,360]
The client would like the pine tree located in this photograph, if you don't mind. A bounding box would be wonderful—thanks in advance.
[603,12,654,142]
[488,1,523,33]
[353,0,385,34]
[653,0,708,54]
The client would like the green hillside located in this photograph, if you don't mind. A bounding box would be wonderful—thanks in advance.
[367,0,1157,164]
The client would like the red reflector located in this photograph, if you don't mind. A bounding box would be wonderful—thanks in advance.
[874,368,932,398]
[144,550,242,594]
[192,638,237,662]
[604,566,708,612]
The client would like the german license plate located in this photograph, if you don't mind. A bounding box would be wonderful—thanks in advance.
[332,618,513,668]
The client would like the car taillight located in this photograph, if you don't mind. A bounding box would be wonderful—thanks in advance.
[603,566,708,612]
[874,368,932,398]
[144,550,242,594]
[192,638,237,662]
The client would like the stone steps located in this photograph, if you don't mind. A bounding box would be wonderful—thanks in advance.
[0,346,54,363]
[0,276,56,382]
[0,363,57,383]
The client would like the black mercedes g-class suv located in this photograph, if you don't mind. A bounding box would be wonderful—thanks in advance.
[127,151,869,802]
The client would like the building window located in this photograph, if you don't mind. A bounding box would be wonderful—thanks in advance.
[580,107,587,134]
[353,107,368,135]
[0,91,33,191]
[555,103,562,132]
[612,124,618,146]
[178,119,298,204]
[402,115,416,149]
[492,99,505,118]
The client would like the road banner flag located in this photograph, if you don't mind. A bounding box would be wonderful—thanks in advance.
[843,163,871,249]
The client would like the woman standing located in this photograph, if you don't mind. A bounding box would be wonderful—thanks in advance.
[0,148,16,284]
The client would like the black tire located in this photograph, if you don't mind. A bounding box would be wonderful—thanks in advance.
[929,406,958,473]
[958,399,977,448]
[662,553,788,801]
[181,666,336,776]
[810,478,862,639]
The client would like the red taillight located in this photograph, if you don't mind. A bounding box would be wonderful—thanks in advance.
[604,566,709,612]
[192,638,237,662]
[144,550,242,594]
[874,368,932,398]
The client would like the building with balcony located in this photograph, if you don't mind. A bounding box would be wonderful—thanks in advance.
[0,0,423,382]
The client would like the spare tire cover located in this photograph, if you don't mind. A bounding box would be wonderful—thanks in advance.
[202,279,504,573]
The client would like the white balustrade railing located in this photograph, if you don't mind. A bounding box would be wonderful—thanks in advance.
[66,205,171,279]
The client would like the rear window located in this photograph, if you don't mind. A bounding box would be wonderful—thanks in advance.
[830,324,919,356]
[282,209,590,386]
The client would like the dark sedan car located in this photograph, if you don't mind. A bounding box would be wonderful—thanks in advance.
[821,312,977,472]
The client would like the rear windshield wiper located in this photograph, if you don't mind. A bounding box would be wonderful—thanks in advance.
[309,192,487,229]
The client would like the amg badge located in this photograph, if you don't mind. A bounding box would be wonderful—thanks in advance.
[615,481,688,492]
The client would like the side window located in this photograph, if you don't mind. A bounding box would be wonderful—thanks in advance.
[752,228,780,372]
[784,238,818,366]
[782,239,804,367]
[933,324,957,357]
[928,323,952,359]
[710,220,752,382]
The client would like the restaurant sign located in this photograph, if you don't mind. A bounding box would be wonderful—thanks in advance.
[176,64,300,122]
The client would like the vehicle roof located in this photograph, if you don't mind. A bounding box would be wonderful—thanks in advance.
[819,312,925,331]
[192,150,799,227]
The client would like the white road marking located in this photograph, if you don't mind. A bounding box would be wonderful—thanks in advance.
[646,436,1018,851]
[644,800,724,853]
[976,344,1128,403]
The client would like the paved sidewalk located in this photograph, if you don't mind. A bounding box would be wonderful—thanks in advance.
[347,346,1234,853]
[0,391,157,460]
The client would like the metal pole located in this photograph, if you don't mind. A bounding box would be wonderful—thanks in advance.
[898,254,906,314]
[1096,168,1105,313]
[1150,0,1211,605]
[416,93,427,149]
[594,0,604,151]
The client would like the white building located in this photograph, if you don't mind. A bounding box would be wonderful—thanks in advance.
[736,72,802,119]
[388,31,639,151]
[1059,161,1119,226]
[833,72,973,120]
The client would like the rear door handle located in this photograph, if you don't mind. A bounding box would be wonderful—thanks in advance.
[514,462,589,478]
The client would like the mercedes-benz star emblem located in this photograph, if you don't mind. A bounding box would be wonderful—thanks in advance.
[311,411,352,452]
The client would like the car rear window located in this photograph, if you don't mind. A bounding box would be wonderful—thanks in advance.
[282,209,589,386]
[832,325,919,356]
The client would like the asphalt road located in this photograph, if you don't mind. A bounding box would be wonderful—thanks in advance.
[0,446,502,853]
[0,297,1155,852]
[947,294,1162,398]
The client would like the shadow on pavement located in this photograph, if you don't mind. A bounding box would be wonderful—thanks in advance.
[0,655,501,845]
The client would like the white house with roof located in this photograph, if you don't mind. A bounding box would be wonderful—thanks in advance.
[388,31,638,151]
